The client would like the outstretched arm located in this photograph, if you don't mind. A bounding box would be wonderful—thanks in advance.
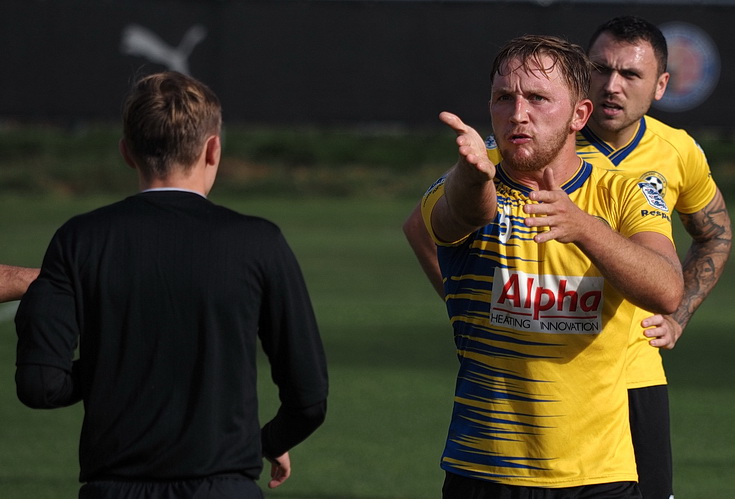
[0,265,39,303]
[642,189,732,348]
[430,112,498,243]
[524,168,683,315]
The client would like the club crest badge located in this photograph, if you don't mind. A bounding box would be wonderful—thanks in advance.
[638,181,669,212]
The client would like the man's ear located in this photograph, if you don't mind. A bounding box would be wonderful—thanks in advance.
[653,72,670,102]
[204,135,221,167]
[571,98,593,132]
[119,138,137,170]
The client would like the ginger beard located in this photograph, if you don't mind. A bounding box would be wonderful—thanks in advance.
[497,113,573,172]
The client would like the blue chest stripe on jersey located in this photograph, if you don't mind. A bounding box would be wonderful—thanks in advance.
[495,166,533,195]
[579,126,613,155]
[580,118,646,166]
[562,161,593,192]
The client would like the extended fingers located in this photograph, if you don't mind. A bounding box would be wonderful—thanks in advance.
[439,111,467,134]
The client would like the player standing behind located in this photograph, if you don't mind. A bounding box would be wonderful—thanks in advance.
[15,71,328,499]
[573,16,731,499]
[403,16,731,498]
[424,34,682,498]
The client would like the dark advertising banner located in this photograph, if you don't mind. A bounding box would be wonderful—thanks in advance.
[0,1,731,131]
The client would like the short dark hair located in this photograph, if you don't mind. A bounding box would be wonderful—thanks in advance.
[122,71,222,179]
[588,16,668,75]
[491,34,591,103]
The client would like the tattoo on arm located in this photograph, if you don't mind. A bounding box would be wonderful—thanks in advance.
[675,190,732,327]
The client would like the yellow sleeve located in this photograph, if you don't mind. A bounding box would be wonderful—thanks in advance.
[616,176,675,242]
[675,136,717,214]
[420,177,470,247]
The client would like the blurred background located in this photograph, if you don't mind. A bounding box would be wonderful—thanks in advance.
[2,0,734,133]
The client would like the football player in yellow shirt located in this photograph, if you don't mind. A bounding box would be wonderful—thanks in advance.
[580,17,731,497]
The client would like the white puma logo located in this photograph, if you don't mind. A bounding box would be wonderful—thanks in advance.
[120,24,207,75]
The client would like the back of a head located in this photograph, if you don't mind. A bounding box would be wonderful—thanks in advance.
[588,16,668,74]
[122,71,222,179]
[490,34,591,103]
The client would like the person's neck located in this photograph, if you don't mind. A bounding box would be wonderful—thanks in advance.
[139,172,208,197]
[586,118,640,150]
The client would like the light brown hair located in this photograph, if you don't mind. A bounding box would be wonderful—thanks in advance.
[122,71,222,179]
[490,35,591,103]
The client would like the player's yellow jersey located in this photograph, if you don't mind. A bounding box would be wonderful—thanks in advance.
[576,116,716,216]
[576,116,717,388]
[421,161,673,487]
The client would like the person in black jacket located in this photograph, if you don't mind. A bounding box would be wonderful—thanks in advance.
[15,71,328,499]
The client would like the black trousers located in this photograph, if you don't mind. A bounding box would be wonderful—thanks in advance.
[442,473,642,499]
[79,474,263,499]
[628,385,674,499]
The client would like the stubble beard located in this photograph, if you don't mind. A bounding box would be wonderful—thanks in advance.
[590,88,655,136]
[501,118,572,172]
[590,108,635,136]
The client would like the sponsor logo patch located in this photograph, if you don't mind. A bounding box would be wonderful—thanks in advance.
[490,268,603,334]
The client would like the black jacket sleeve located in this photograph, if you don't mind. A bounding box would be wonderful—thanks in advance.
[15,229,82,409]
[16,362,82,409]
[261,400,327,459]
[257,230,329,458]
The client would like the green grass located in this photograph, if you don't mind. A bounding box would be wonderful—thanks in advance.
[0,124,456,198]
[0,194,733,498]
[2,123,734,200]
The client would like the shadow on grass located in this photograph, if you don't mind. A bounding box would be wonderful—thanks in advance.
[664,323,735,390]
[321,322,455,371]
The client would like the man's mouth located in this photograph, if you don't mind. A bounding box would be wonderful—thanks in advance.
[601,100,623,111]
[508,132,532,144]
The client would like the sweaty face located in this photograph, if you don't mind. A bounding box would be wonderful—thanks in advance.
[587,32,668,148]
[489,56,576,172]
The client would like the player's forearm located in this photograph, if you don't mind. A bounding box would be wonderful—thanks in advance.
[674,190,732,328]
[15,363,81,409]
[402,205,445,299]
[261,400,327,459]
[673,233,732,329]
[433,170,497,243]
[577,226,683,314]
[0,265,40,303]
